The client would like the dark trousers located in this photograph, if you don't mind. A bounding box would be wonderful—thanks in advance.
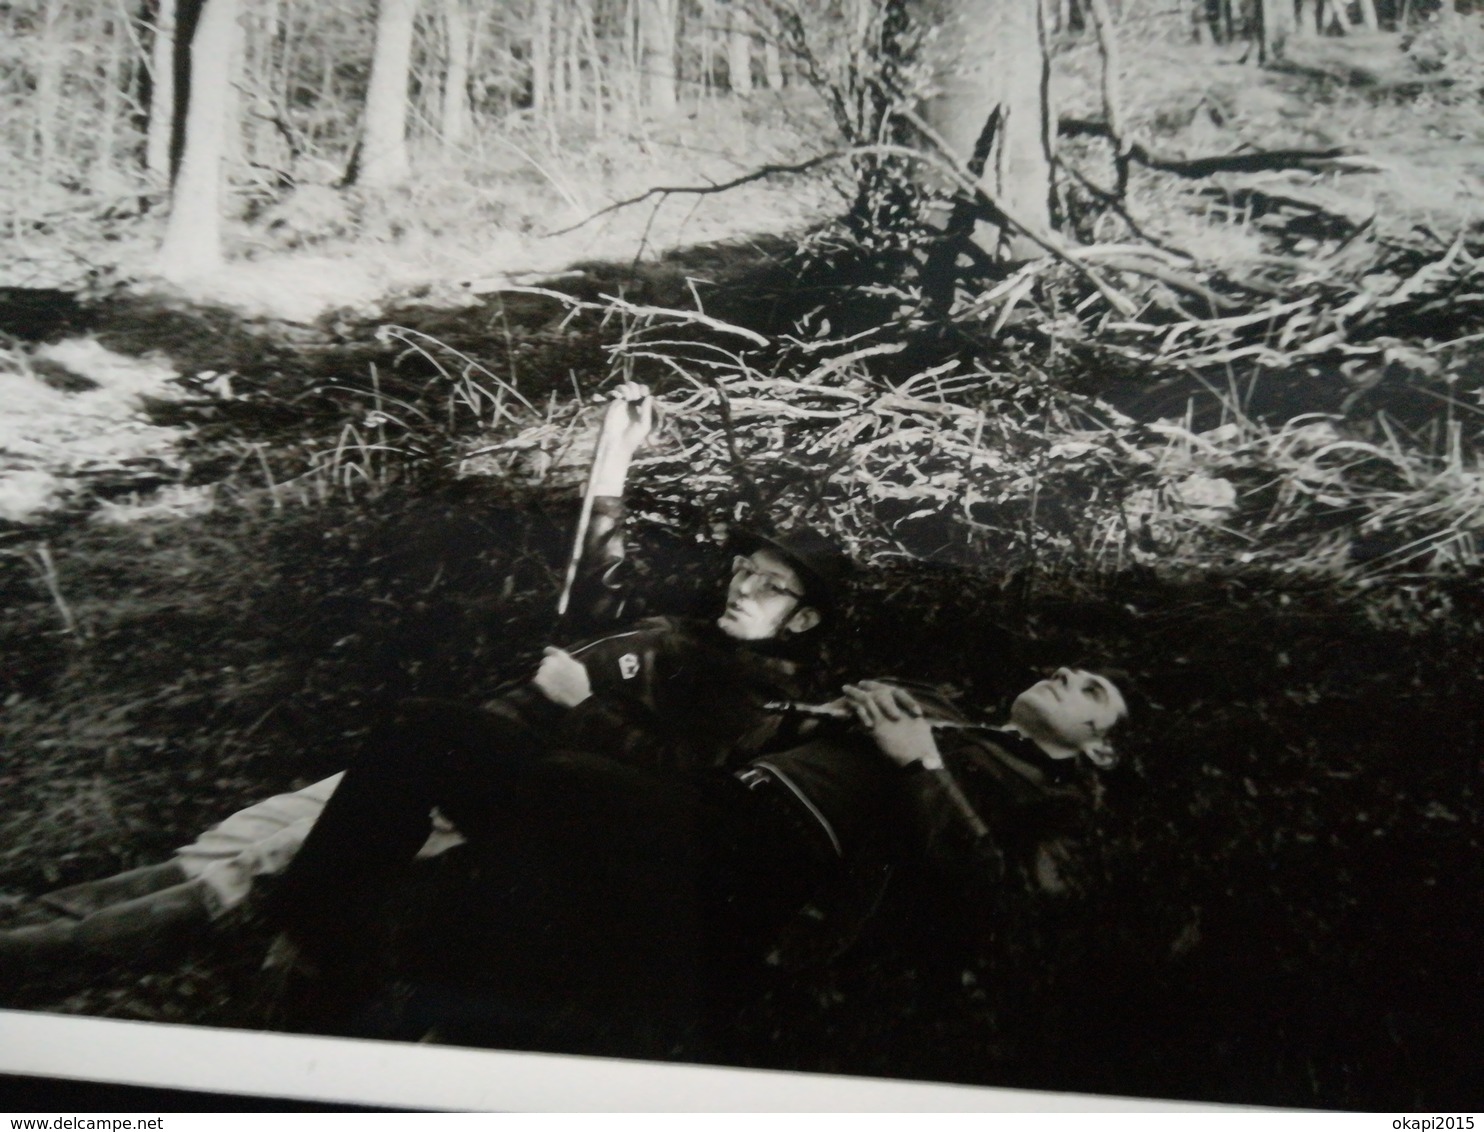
[268,697,834,1048]
[269,697,552,959]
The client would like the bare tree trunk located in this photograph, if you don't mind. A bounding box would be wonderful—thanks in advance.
[1294,0,1318,35]
[359,0,417,187]
[567,8,581,117]
[279,0,304,130]
[762,34,783,89]
[912,0,1053,257]
[468,6,488,113]
[531,0,552,118]
[158,0,239,280]
[145,0,177,183]
[1355,0,1379,29]
[580,0,605,133]
[238,0,260,168]
[222,15,243,168]
[440,0,470,146]
[1260,0,1295,63]
[555,6,573,117]
[317,46,336,146]
[99,9,124,181]
[639,0,678,115]
[572,4,586,118]
[695,0,712,97]
[617,0,640,125]
[246,0,286,172]
[34,0,64,187]
[727,2,752,95]
[1085,0,1129,194]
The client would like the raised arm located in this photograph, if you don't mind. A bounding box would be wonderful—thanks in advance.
[533,385,653,712]
[557,384,654,632]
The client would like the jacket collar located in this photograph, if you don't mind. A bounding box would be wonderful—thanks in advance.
[700,618,813,671]
[981,728,1080,783]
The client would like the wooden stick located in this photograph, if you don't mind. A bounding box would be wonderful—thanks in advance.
[555,416,614,618]
[31,543,80,637]
[765,700,1004,733]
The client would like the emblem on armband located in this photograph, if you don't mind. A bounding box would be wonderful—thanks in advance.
[618,653,640,680]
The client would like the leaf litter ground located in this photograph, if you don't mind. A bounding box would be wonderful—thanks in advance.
[0,247,1479,1111]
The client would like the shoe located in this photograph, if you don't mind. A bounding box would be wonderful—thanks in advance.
[39,861,190,919]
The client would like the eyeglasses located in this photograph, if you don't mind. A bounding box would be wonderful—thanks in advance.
[731,556,805,601]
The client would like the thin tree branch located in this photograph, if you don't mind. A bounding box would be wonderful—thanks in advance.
[1059,117,1360,178]
[541,152,846,237]
[707,377,766,515]
[893,108,1140,317]
[29,543,80,637]
[1080,252,1236,314]
[1056,157,1200,263]
[545,131,1144,318]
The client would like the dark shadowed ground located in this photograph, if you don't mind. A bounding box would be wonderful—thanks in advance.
[1,244,1480,1111]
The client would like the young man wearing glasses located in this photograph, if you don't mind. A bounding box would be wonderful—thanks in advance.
[0,387,847,979]
[262,387,850,978]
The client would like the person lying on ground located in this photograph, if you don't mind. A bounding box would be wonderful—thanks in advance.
[0,385,847,978]
[262,667,1128,1044]
[870,666,1130,898]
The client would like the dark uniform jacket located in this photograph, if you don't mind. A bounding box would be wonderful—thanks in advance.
[950,729,1097,891]
[745,691,1101,967]
[487,495,813,773]
[751,684,1094,878]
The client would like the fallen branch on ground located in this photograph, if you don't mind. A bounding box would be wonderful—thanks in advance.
[1059,118,1367,178]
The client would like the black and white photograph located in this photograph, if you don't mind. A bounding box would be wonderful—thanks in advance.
[0,0,1481,1112]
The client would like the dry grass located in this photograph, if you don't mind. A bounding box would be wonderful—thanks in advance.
[375,263,1482,599]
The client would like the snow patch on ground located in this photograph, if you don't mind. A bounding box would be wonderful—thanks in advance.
[0,469,66,524]
[141,168,837,324]
[149,255,390,323]
[0,338,193,524]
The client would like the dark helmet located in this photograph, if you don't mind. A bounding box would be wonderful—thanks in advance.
[731,526,852,621]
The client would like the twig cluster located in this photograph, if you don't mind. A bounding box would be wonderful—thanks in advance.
[444,279,1482,587]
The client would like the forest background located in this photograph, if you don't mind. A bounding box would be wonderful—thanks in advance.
[1,0,1482,1113]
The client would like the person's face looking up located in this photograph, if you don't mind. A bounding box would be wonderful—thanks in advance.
[1009,668,1127,763]
[717,549,822,641]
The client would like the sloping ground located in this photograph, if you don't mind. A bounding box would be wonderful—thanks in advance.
[0,93,841,310]
[0,249,1477,1111]
[1056,32,1484,269]
[0,228,818,530]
